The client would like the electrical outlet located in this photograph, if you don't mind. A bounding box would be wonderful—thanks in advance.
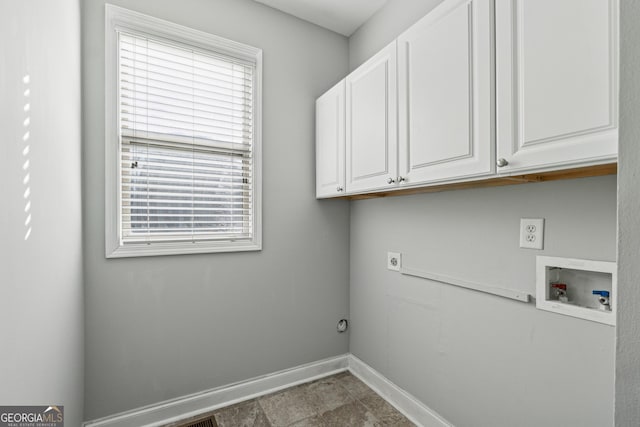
[520,218,544,250]
[387,252,401,271]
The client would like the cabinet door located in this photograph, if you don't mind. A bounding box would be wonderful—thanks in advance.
[398,0,494,186]
[316,80,345,198]
[346,42,398,193]
[496,0,618,174]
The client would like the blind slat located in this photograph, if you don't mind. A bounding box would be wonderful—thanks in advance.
[121,144,252,156]
[120,35,254,70]
[121,104,251,128]
[120,82,253,113]
[118,45,254,77]
[120,61,253,92]
[121,111,252,136]
[121,192,250,202]
[124,213,251,217]
[120,124,252,145]
[122,234,253,242]
[120,72,253,100]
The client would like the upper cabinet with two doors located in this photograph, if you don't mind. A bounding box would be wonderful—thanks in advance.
[316,0,618,198]
[316,42,397,197]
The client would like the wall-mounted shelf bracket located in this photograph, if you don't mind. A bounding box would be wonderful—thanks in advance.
[400,266,532,303]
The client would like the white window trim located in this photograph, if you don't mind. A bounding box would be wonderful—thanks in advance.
[104,4,262,258]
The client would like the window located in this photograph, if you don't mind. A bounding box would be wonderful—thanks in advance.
[105,5,262,257]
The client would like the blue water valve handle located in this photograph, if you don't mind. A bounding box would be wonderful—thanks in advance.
[592,290,610,297]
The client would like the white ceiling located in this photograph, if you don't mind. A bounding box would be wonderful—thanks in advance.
[253,0,388,37]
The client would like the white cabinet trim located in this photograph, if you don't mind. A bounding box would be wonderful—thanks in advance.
[397,0,495,186]
[316,80,346,198]
[495,0,619,174]
[345,42,398,193]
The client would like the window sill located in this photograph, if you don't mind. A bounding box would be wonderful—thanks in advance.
[106,240,262,258]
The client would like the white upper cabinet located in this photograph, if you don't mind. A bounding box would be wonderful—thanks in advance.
[397,0,494,186]
[316,80,345,198]
[495,0,619,174]
[346,42,398,193]
[315,0,619,198]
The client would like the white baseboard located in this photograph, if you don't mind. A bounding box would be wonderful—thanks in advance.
[83,354,349,427]
[347,354,452,427]
[83,353,453,427]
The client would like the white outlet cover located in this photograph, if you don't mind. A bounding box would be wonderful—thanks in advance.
[520,218,544,250]
[387,252,401,271]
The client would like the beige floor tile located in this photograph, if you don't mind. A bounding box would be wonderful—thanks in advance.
[320,400,380,427]
[305,376,354,415]
[358,393,415,426]
[287,415,326,427]
[259,385,317,426]
[381,418,417,427]
[336,373,376,399]
[214,400,270,427]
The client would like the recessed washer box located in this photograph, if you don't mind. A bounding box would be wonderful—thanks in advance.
[536,256,617,326]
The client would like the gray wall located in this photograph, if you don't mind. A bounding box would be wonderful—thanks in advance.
[0,1,84,426]
[348,1,617,426]
[350,179,616,427]
[81,0,350,420]
[616,0,640,424]
[349,0,443,70]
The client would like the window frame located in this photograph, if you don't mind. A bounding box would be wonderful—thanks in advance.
[105,4,262,258]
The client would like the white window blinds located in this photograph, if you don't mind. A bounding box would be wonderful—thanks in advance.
[117,31,255,244]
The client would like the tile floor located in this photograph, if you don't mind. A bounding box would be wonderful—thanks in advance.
[168,371,416,427]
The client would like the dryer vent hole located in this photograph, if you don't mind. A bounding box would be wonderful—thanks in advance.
[337,319,348,333]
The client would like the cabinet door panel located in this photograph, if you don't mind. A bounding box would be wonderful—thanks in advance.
[398,0,494,185]
[346,43,397,193]
[316,80,345,198]
[496,0,618,173]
